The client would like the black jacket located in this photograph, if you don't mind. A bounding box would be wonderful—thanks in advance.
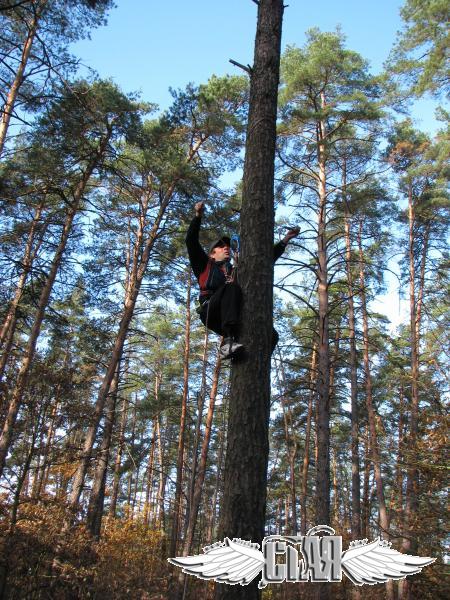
[185,216,286,302]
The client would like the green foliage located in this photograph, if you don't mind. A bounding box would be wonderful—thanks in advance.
[388,0,449,97]
[280,28,383,126]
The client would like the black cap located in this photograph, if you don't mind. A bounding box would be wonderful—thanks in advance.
[209,236,231,253]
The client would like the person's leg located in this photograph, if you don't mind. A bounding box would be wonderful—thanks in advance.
[199,296,223,336]
[199,284,244,359]
[220,282,242,338]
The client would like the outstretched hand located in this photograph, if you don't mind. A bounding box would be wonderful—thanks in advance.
[195,201,205,216]
[282,226,300,244]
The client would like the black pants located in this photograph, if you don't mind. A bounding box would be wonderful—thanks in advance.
[199,282,279,354]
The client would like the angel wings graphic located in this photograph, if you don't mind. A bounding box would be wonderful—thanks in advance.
[169,538,264,585]
[168,534,435,587]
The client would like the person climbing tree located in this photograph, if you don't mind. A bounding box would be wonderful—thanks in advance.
[185,200,299,359]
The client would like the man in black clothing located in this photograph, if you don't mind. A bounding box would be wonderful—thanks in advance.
[185,201,299,359]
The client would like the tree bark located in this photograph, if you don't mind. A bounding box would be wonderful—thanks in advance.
[361,426,371,539]
[343,166,362,600]
[143,423,155,526]
[216,3,284,599]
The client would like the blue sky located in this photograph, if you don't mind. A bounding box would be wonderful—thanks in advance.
[72,0,439,132]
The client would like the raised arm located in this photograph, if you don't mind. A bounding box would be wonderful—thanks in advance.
[185,201,209,278]
[274,226,300,263]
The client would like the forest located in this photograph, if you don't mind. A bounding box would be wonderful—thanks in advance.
[0,0,448,598]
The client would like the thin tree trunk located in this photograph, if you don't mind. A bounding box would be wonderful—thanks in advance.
[183,351,222,554]
[34,398,61,499]
[357,218,395,598]
[184,329,208,536]
[143,423,155,526]
[174,352,222,600]
[68,197,168,511]
[395,384,405,526]
[206,403,226,546]
[332,449,339,526]
[170,274,191,558]
[32,347,70,499]
[68,140,204,512]
[357,219,390,537]
[361,426,371,539]
[276,351,298,535]
[126,400,137,511]
[342,160,363,600]
[343,177,362,544]
[132,433,143,515]
[300,345,316,536]
[109,391,129,518]
[86,365,120,538]
[155,411,165,529]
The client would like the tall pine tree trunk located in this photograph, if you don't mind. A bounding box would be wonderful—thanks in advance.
[216,3,284,598]
[315,92,331,530]
[143,423,155,526]
[155,411,166,529]
[361,426,371,539]
[399,188,429,600]
[343,199,361,540]
[343,165,361,600]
